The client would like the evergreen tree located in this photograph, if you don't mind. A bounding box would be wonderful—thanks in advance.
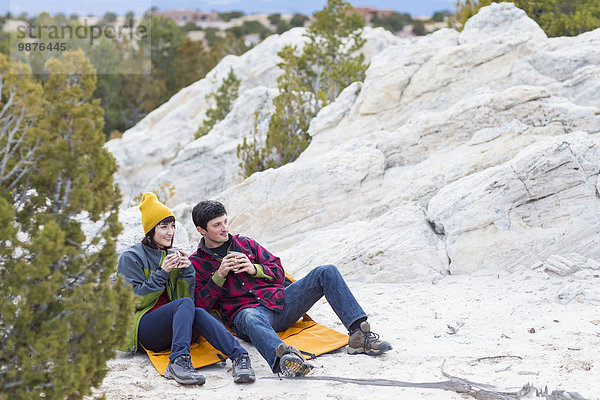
[120,45,166,128]
[371,12,413,33]
[0,50,133,399]
[432,10,453,22]
[149,15,185,95]
[290,14,309,27]
[237,111,268,177]
[219,11,245,22]
[238,0,367,177]
[451,0,600,36]
[263,45,313,168]
[195,68,241,138]
[412,19,427,35]
[268,13,282,26]
[88,38,126,136]
[172,38,209,90]
[276,20,292,34]
[300,0,367,111]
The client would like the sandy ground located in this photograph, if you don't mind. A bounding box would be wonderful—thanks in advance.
[90,266,600,399]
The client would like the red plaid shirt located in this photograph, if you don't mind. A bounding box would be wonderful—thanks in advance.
[190,234,286,326]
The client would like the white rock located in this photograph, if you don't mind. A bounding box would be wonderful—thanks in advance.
[107,3,600,279]
[459,2,547,45]
[273,204,449,281]
[105,27,396,204]
[427,132,600,273]
[146,86,278,205]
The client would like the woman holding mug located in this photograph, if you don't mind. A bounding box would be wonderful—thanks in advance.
[117,192,254,385]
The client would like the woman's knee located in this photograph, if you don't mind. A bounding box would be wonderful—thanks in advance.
[193,307,214,323]
[173,296,194,311]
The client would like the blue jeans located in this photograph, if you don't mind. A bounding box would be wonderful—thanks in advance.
[139,297,247,362]
[232,264,366,372]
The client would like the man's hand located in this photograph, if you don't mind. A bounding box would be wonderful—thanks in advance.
[232,253,256,276]
[217,253,256,278]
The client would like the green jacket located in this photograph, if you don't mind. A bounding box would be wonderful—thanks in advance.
[116,243,195,353]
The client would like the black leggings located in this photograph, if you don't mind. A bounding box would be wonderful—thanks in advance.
[138,297,246,362]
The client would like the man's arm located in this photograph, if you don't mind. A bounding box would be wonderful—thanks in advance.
[191,256,226,310]
[247,238,285,284]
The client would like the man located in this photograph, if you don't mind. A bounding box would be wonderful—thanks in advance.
[189,200,391,377]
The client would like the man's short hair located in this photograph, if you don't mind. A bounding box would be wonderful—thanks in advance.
[192,200,227,229]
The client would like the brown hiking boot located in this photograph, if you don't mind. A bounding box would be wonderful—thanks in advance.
[348,321,392,356]
[275,343,313,377]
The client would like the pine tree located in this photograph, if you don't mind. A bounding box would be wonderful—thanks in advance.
[264,45,313,168]
[237,0,367,177]
[237,110,269,177]
[195,68,241,138]
[0,50,133,400]
[172,38,209,90]
[300,0,367,112]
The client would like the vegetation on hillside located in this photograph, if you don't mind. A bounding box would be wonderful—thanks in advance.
[0,5,455,140]
[0,12,249,139]
[452,0,600,36]
[237,0,368,177]
[196,68,241,138]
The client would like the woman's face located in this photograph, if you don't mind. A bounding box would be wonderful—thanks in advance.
[153,220,176,249]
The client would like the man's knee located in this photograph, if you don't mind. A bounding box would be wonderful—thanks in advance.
[236,307,269,326]
[316,264,341,279]
[235,308,273,338]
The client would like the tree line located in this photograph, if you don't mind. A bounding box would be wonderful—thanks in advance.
[0,6,454,141]
[0,11,253,139]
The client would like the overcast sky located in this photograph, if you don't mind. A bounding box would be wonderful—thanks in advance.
[3,0,457,18]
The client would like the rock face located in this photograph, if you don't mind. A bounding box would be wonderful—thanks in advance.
[104,27,399,206]
[427,131,600,273]
[107,3,600,280]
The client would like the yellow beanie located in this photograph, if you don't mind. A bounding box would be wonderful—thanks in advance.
[139,192,175,235]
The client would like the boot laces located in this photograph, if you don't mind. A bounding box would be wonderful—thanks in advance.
[362,330,381,352]
[175,354,194,370]
[234,354,250,370]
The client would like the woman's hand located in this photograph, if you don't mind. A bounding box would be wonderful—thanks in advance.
[162,251,188,272]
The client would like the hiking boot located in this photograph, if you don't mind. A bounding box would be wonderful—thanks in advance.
[275,343,313,377]
[164,354,206,385]
[348,321,392,356]
[231,353,255,383]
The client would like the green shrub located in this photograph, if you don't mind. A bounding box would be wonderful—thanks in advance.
[0,51,133,400]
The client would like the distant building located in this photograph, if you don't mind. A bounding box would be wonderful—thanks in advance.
[350,7,395,20]
[151,10,219,26]
[2,19,28,33]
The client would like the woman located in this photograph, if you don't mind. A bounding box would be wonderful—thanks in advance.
[117,192,254,385]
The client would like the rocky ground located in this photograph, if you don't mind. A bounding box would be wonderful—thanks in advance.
[91,256,600,399]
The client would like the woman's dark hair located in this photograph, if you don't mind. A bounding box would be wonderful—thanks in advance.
[141,216,175,249]
[192,200,227,230]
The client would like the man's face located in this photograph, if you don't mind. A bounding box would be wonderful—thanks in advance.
[197,214,229,248]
